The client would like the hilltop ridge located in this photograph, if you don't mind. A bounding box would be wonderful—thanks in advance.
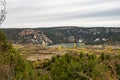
[2,27,120,45]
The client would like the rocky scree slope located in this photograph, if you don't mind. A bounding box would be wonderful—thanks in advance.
[7,29,53,45]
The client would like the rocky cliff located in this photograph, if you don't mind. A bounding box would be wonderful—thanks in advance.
[8,29,53,45]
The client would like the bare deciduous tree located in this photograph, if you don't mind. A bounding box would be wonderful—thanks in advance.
[0,0,6,25]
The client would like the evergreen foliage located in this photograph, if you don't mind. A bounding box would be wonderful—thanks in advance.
[0,30,120,80]
[0,30,35,80]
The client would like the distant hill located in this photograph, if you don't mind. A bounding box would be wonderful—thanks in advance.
[2,29,53,45]
[2,27,120,45]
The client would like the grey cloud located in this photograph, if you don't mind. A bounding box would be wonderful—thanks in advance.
[7,7,120,23]
[2,0,120,28]
[20,7,120,21]
[85,8,120,17]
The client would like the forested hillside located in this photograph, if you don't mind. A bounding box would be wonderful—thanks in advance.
[2,27,120,45]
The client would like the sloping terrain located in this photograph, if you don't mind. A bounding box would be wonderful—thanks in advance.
[2,27,120,45]
[3,29,53,45]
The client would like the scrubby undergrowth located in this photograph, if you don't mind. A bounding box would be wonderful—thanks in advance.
[0,30,35,80]
[0,30,120,80]
[35,52,120,80]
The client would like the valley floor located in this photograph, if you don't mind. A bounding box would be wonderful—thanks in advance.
[13,44,120,61]
[12,44,120,80]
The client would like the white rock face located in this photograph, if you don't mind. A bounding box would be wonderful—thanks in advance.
[79,39,84,43]
[18,29,53,44]
[102,38,108,41]
[94,38,100,42]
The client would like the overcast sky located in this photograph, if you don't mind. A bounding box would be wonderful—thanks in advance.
[1,0,120,28]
